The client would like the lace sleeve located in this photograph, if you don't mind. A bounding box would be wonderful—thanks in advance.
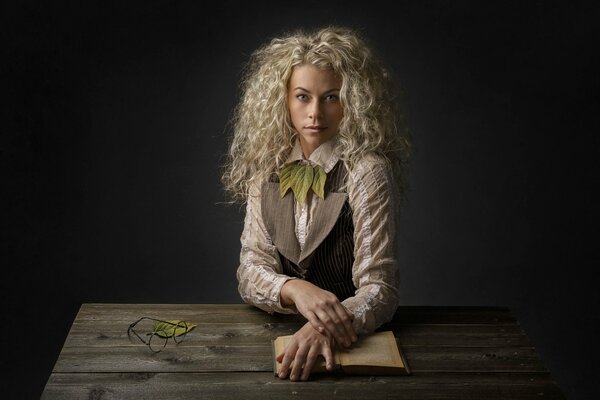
[236,183,298,314]
[342,158,401,334]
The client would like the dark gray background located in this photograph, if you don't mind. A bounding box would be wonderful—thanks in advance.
[2,1,598,398]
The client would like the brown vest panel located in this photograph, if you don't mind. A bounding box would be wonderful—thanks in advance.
[261,161,356,301]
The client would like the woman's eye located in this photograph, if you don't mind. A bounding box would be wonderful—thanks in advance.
[296,94,308,101]
[325,95,339,102]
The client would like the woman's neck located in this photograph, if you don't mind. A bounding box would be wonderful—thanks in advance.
[300,143,317,160]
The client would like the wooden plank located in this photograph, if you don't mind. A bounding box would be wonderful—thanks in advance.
[74,304,516,325]
[42,372,566,400]
[63,322,532,348]
[390,306,516,324]
[74,303,292,324]
[64,321,300,347]
[402,346,547,372]
[52,344,546,373]
[394,324,532,347]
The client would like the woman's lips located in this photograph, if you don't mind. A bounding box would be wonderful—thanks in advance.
[305,126,327,133]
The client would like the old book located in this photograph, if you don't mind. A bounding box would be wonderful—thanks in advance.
[272,330,410,376]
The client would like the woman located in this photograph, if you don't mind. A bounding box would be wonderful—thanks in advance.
[222,26,410,381]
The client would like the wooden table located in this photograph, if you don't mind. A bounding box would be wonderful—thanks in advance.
[42,304,566,399]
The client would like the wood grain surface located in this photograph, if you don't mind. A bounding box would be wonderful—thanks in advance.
[41,304,566,399]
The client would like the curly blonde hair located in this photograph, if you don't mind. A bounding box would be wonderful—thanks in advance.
[221,26,411,205]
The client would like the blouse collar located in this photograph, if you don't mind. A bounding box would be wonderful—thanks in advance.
[284,136,340,174]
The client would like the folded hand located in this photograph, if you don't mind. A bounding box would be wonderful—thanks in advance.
[280,279,357,348]
[276,322,336,381]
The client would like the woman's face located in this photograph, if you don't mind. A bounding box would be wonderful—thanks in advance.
[287,64,343,158]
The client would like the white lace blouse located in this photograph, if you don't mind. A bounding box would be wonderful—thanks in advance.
[236,136,401,335]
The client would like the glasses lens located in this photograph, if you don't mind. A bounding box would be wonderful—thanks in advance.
[127,321,147,345]
[148,331,168,353]
[127,326,136,342]
[173,321,188,344]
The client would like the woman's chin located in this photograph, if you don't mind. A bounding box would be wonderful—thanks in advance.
[299,132,336,145]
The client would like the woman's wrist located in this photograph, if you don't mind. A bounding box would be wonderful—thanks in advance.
[280,279,299,306]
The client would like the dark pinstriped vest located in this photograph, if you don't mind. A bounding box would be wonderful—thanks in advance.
[261,160,357,301]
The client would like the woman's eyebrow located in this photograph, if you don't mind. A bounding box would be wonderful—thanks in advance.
[294,86,340,93]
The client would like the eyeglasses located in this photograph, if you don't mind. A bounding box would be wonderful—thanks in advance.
[127,317,190,353]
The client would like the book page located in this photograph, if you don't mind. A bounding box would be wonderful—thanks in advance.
[274,335,292,357]
[338,331,404,367]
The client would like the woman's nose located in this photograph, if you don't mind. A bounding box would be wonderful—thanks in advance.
[308,100,322,120]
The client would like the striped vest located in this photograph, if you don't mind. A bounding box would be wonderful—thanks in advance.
[261,161,356,301]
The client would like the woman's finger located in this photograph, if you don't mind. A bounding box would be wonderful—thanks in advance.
[300,347,321,381]
[290,345,309,381]
[315,307,350,346]
[305,311,325,334]
[333,303,357,343]
[279,341,298,379]
[322,342,335,371]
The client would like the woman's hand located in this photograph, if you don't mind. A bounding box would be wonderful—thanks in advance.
[280,279,357,348]
[276,322,336,381]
